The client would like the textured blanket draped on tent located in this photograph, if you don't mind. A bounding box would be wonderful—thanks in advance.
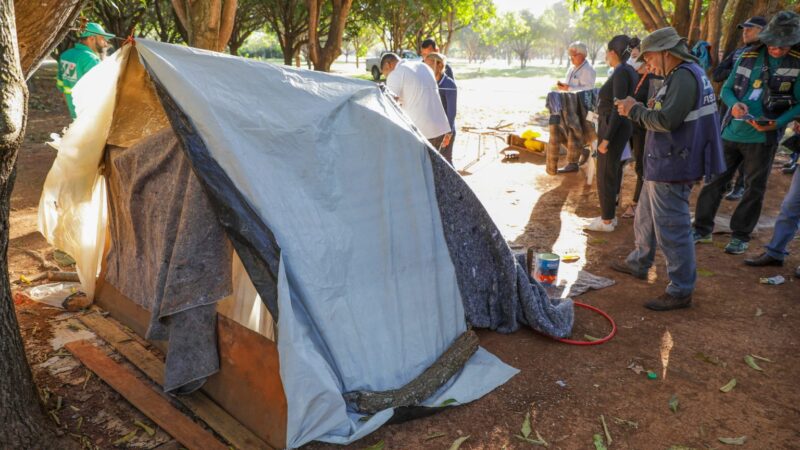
[39,40,574,447]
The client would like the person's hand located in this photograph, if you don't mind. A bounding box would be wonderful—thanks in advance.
[615,96,638,117]
[556,82,569,91]
[442,133,452,148]
[792,121,800,134]
[731,102,749,119]
[647,98,656,108]
[598,140,609,154]
[747,120,777,132]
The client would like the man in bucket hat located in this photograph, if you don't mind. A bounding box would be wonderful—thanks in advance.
[57,22,115,118]
[692,11,800,256]
[613,27,725,311]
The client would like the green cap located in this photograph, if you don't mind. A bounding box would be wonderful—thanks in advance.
[758,11,800,47]
[80,22,115,39]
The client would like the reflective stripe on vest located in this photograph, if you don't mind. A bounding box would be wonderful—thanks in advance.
[684,103,718,122]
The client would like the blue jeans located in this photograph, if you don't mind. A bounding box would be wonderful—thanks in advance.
[626,181,696,297]
[765,168,800,260]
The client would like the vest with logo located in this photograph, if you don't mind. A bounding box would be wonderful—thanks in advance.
[729,44,800,121]
[645,62,725,183]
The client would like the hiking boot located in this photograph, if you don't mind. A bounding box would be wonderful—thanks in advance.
[610,260,647,280]
[584,217,615,232]
[557,163,579,173]
[724,238,749,255]
[744,253,784,267]
[724,186,745,201]
[645,293,692,311]
[692,230,712,244]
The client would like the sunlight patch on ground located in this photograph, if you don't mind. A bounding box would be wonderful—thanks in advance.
[550,209,589,295]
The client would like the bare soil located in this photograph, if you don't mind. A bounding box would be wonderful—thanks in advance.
[11,64,800,450]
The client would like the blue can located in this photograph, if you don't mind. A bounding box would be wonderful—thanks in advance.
[534,252,560,286]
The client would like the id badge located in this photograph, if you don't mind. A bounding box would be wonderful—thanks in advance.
[748,88,763,101]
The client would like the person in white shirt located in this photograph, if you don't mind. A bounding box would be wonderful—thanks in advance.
[381,53,452,150]
[557,41,597,92]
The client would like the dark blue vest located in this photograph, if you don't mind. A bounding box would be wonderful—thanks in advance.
[645,62,726,183]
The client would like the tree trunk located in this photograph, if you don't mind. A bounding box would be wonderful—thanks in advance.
[705,0,729,67]
[306,0,353,72]
[171,0,237,51]
[722,0,754,57]
[688,0,705,44]
[2,1,85,447]
[673,0,692,36]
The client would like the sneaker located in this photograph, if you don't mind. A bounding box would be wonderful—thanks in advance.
[744,253,784,267]
[644,293,692,311]
[610,260,647,280]
[724,186,745,201]
[692,230,712,244]
[724,238,749,255]
[584,217,615,232]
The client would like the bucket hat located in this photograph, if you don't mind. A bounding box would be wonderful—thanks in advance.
[759,11,800,47]
[637,27,699,64]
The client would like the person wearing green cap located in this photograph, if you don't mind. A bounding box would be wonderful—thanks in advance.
[692,11,800,256]
[57,22,115,118]
[612,27,726,311]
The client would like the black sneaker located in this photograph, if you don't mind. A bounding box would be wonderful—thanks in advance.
[644,293,692,311]
[744,253,784,267]
[610,261,647,280]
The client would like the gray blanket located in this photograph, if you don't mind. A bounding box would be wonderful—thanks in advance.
[427,149,574,337]
[104,128,232,393]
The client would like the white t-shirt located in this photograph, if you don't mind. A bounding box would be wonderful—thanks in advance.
[564,60,597,91]
[386,61,451,139]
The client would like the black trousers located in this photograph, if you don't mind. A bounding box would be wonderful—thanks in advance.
[597,126,631,220]
[693,139,777,241]
[630,126,646,203]
[439,131,455,165]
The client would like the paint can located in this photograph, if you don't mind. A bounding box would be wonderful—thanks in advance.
[534,252,560,286]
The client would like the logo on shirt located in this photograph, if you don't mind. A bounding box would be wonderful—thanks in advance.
[60,60,78,82]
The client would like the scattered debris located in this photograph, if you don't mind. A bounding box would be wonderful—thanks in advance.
[694,352,727,367]
[627,362,644,375]
[423,432,446,441]
[720,378,737,393]
[521,412,532,438]
[449,435,470,450]
[53,249,77,266]
[755,308,764,317]
[669,394,679,413]
[759,275,785,285]
[135,419,156,437]
[363,440,384,450]
[744,355,764,372]
[584,334,601,342]
[555,380,567,388]
[647,371,658,380]
[612,417,638,430]
[561,254,580,263]
[113,430,138,446]
[750,354,773,363]
[697,268,715,277]
[439,398,457,407]
[718,436,747,445]
[600,415,612,446]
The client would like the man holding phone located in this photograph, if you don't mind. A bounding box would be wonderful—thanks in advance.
[692,11,800,255]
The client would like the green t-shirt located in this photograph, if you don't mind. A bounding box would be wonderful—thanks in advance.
[721,50,800,143]
[57,43,101,118]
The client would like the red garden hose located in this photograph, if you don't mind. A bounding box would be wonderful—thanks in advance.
[549,301,617,345]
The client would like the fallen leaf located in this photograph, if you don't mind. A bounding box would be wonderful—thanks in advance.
[669,394,679,413]
[439,398,457,407]
[697,268,715,277]
[514,435,548,446]
[521,412,532,438]
[449,435,470,450]
[362,440,384,450]
[750,354,773,363]
[535,430,549,447]
[744,355,763,372]
[423,432,446,441]
[112,430,137,446]
[718,436,747,445]
[720,378,737,393]
[592,433,607,450]
[134,420,155,437]
[584,334,601,342]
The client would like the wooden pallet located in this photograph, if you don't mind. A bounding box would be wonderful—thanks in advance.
[77,312,273,450]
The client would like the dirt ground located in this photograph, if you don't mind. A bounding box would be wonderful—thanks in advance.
[11,63,800,450]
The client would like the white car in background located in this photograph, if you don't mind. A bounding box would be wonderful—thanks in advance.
[365,50,421,81]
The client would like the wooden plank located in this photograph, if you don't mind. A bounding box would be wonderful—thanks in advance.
[65,340,229,450]
[78,312,274,450]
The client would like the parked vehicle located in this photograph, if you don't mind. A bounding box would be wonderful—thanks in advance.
[365,50,420,80]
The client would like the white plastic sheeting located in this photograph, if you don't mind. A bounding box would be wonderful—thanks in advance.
[39,40,518,448]
[38,46,131,299]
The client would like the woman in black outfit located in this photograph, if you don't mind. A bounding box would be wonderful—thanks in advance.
[585,35,640,232]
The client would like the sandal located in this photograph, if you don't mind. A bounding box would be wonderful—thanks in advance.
[621,204,636,219]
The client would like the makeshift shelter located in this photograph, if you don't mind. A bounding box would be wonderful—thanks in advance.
[38,40,574,448]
